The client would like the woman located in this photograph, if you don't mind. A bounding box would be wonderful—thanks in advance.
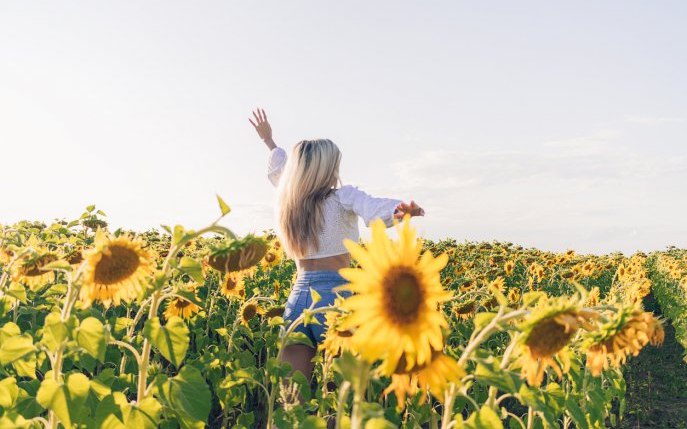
[249,108,425,425]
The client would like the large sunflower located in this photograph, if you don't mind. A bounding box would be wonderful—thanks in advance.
[336,215,452,376]
[583,306,664,377]
[514,296,599,386]
[80,229,156,308]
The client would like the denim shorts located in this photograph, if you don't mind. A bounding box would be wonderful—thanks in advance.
[281,270,352,348]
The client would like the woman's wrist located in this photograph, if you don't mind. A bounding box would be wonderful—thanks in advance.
[263,138,277,150]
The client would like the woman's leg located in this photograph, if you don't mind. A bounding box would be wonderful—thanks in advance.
[271,344,316,429]
[281,344,317,393]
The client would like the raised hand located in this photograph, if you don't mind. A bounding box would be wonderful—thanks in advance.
[248,108,275,149]
[394,200,425,219]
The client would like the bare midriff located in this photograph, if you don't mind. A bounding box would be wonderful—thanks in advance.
[296,253,351,272]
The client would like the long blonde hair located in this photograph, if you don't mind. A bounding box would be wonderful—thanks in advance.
[275,139,342,259]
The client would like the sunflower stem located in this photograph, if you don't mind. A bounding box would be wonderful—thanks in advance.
[336,380,351,429]
[526,407,534,429]
[350,360,371,429]
[137,290,162,402]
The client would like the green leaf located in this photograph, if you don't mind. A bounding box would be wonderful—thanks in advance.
[155,366,211,429]
[0,334,36,366]
[36,373,90,428]
[13,352,37,379]
[77,317,109,362]
[41,313,76,353]
[95,392,162,429]
[301,416,328,429]
[216,194,231,217]
[143,317,189,368]
[364,417,397,429]
[565,396,589,429]
[0,377,18,409]
[6,282,27,303]
[178,257,205,284]
[464,405,504,429]
[86,205,96,212]
[474,312,497,331]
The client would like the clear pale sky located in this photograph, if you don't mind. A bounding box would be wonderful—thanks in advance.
[1,1,685,255]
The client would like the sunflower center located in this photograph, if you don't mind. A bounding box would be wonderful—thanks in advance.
[22,255,58,277]
[526,316,575,358]
[224,277,238,290]
[175,299,191,309]
[265,252,276,263]
[242,304,258,321]
[94,245,140,285]
[383,267,424,325]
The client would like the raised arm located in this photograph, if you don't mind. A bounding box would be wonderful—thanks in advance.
[249,108,285,187]
[336,185,425,228]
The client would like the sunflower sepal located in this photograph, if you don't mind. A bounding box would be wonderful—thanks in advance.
[173,287,205,308]
[39,259,73,272]
[310,288,321,305]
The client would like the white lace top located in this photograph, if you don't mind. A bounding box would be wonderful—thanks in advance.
[267,146,403,259]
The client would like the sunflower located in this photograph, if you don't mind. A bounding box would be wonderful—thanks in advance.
[11,251,60,289]
[385,349,465,407]
[504,260,515,276]
[587,287,600,307]
[207,235,268,273]
[336,215,452,376]
[453,300,477,320]
[583,307,664,377]
[460,280,476,292]
[239,301,263,326]
[164,287,201,320]
[220,272,246,299]
[319,307,354,358]
[264,306,285,319]
[79,229,156,308]
[383,374,421,411]
[261,239,283,268]
[489,277,506,293]
[508,288,521,305]
[513,296,599,386]
[0,247,14,265]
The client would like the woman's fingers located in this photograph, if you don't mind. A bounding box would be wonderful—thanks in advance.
[249,118,257,128]
[261,108,267,121]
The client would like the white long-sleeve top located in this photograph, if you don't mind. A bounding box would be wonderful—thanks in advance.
[267,146,403,259]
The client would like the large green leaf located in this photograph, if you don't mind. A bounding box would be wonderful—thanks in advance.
[41,313,76,353]
[0,334,36,366]
[154,366,210,429]
[463,405,504,429]
[95,392,162,429]
[0,377,18,409]
[36,373,90,429]
[77,317,109,362]
[178,257,205,284]
[143,316,189,368]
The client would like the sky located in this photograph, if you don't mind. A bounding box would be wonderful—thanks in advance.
[1,0,685,255]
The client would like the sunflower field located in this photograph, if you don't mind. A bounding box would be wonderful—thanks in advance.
[1,200,685,429]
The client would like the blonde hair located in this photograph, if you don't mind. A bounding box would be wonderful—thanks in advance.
[275,139,342,259]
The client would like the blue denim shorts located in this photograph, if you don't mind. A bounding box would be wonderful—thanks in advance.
[281,270,352,348]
